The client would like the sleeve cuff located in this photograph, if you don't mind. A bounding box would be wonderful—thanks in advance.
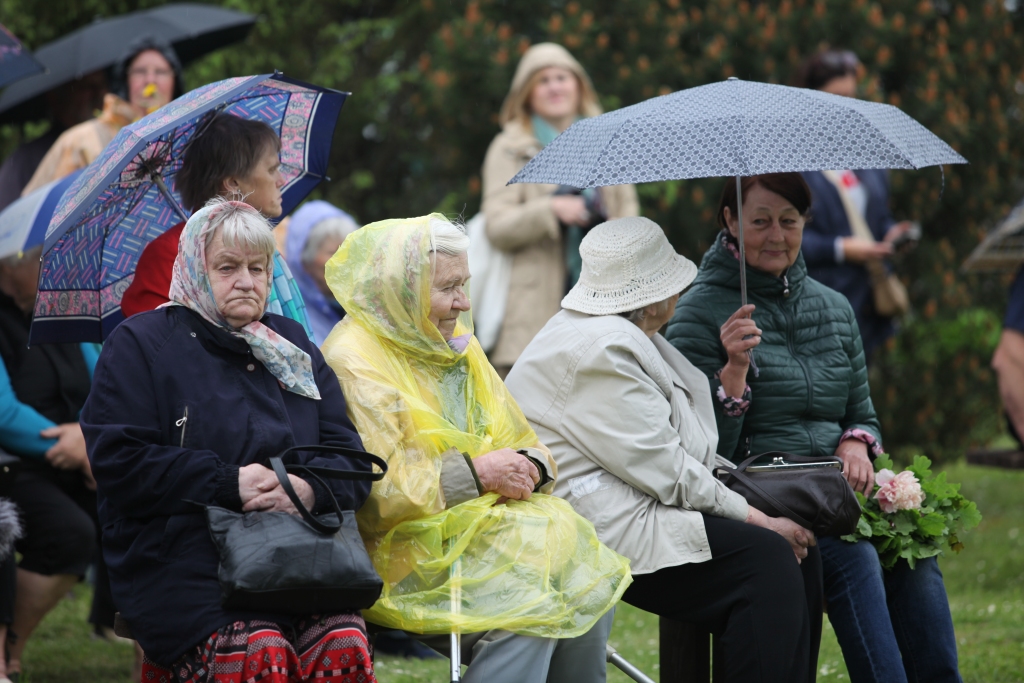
[834,237,846,264]
[304,475,333,515]
[439,447,482,508]
[519,449,553,492]
[215,463,243,511]
[713,369,751,417]
[840,428,884,459]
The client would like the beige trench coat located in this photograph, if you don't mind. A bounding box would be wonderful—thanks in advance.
[480,122,639,367]
[506,309,749,574]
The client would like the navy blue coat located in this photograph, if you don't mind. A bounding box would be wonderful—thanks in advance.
[81,306,370,666]
[801,169,897,358]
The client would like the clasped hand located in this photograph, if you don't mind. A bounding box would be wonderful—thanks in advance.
[238,463,315,515]
[473,448,540,502]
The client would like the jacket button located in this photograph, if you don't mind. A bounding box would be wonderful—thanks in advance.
[246,363,255,372]
[190,332,197,338]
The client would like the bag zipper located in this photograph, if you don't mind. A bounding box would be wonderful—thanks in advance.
[175,407,189,447]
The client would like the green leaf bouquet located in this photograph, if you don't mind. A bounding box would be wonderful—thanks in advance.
[841,455,982,569]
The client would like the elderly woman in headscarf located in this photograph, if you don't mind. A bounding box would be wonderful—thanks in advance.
[284,200,360,345]
[321,214,631,683]
[481,43,639,374]
[81,199,375,683]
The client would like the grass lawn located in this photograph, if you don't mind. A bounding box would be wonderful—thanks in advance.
[18,463,1024,682]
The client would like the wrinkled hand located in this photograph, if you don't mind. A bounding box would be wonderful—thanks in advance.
[719,304,760,398]
[841,237,892,263]
[473,448,539,501]
[242,475,315,516]
[746,507,815,564]
[42,423,88,470]
[551,195,590,226]
[238,463,280,505]
[836,439,874,496]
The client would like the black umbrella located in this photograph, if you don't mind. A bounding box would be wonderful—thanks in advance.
[0,23,44,89]
[0,3,255,124]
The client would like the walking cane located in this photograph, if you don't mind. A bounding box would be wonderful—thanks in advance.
[448,538,462,682]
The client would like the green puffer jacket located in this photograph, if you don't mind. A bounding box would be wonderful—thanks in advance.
[665,234,881,463]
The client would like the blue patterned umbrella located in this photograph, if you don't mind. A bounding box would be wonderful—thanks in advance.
[510,77,967,305]
[30,73,347,344]
[0,23,44,89]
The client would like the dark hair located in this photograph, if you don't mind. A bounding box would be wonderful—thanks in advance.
[175,113,281,213]
[111,35,184,100]
[717,173,813,230]
[794,49,860,91]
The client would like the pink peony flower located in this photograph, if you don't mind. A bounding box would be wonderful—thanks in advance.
[874,469,925,514]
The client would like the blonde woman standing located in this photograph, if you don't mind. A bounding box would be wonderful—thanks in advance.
[481,43,639,375]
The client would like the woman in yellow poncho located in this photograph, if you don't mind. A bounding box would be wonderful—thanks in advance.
[322,214,631,682]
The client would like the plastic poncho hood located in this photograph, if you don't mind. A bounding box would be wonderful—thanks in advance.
[322,214,631,636]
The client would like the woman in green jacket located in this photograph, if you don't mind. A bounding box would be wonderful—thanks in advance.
[666,173,961,683]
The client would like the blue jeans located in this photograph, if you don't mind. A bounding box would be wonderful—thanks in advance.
[818,537,962,683]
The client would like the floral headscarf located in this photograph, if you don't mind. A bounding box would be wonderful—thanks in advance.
[167,202,321,400]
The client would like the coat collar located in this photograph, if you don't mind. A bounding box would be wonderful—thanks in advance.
[172,306,253,355]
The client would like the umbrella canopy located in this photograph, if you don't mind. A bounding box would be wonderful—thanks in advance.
[0,23,44,89]
[0,169,81,260]
[30,73,348,344]
[510,77,967,305]
[962,199,1024,273]
[510,78,966,188]
[0,3,255,124]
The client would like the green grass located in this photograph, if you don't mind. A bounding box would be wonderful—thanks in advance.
[18,463,1024,682]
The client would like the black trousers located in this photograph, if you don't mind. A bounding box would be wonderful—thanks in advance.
[622,514,823,683]
[3,469,116,628]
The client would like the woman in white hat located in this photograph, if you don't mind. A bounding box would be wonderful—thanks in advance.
[480,43,638,375]
[505,217,822,683]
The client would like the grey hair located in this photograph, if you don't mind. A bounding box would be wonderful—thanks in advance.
[618,297,676,324]
[200,197,276,260]
[0,245,41,268]
[429,217,470,256]
[301,216,359,269]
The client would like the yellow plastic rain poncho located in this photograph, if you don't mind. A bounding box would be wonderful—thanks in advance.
[321,214,631,636]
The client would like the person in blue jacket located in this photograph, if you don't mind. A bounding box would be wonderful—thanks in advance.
[796,50,917,359]
[0,245,111,680]
[81,199,376,679]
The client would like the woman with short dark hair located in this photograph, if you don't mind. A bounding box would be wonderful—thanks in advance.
[667,173,961,683]
[119,114,311,337]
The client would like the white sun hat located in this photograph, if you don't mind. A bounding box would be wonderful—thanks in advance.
[561,216,698,316]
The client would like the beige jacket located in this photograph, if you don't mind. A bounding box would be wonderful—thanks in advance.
[23,94,135,195]
[505,309,749,574]
[481,122,638,367]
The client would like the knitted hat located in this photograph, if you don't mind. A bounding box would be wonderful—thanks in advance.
[561,217,697,316]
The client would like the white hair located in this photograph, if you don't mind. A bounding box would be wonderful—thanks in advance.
[301,215,359,268]
[429,217,470,256]
[200,198,276,259]
[618,296,676,324]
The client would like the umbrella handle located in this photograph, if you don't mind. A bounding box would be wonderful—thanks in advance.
[736,175,747,307]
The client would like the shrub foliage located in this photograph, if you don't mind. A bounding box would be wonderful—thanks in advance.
[4,0,1024,459]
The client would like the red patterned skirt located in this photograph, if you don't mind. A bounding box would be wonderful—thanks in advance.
[141,613,375,683]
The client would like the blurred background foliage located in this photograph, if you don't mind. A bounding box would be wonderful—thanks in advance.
[3,0,1024,461]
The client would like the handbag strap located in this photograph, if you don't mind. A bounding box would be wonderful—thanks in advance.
[715,464,817,531]
[268,445,389,535]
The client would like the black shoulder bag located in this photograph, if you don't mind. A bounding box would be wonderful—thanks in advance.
[205,444,388,615]
[715,452,861,537]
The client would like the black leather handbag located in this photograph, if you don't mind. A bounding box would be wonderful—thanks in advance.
[715,452,861,537]
[205,444,387,614]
